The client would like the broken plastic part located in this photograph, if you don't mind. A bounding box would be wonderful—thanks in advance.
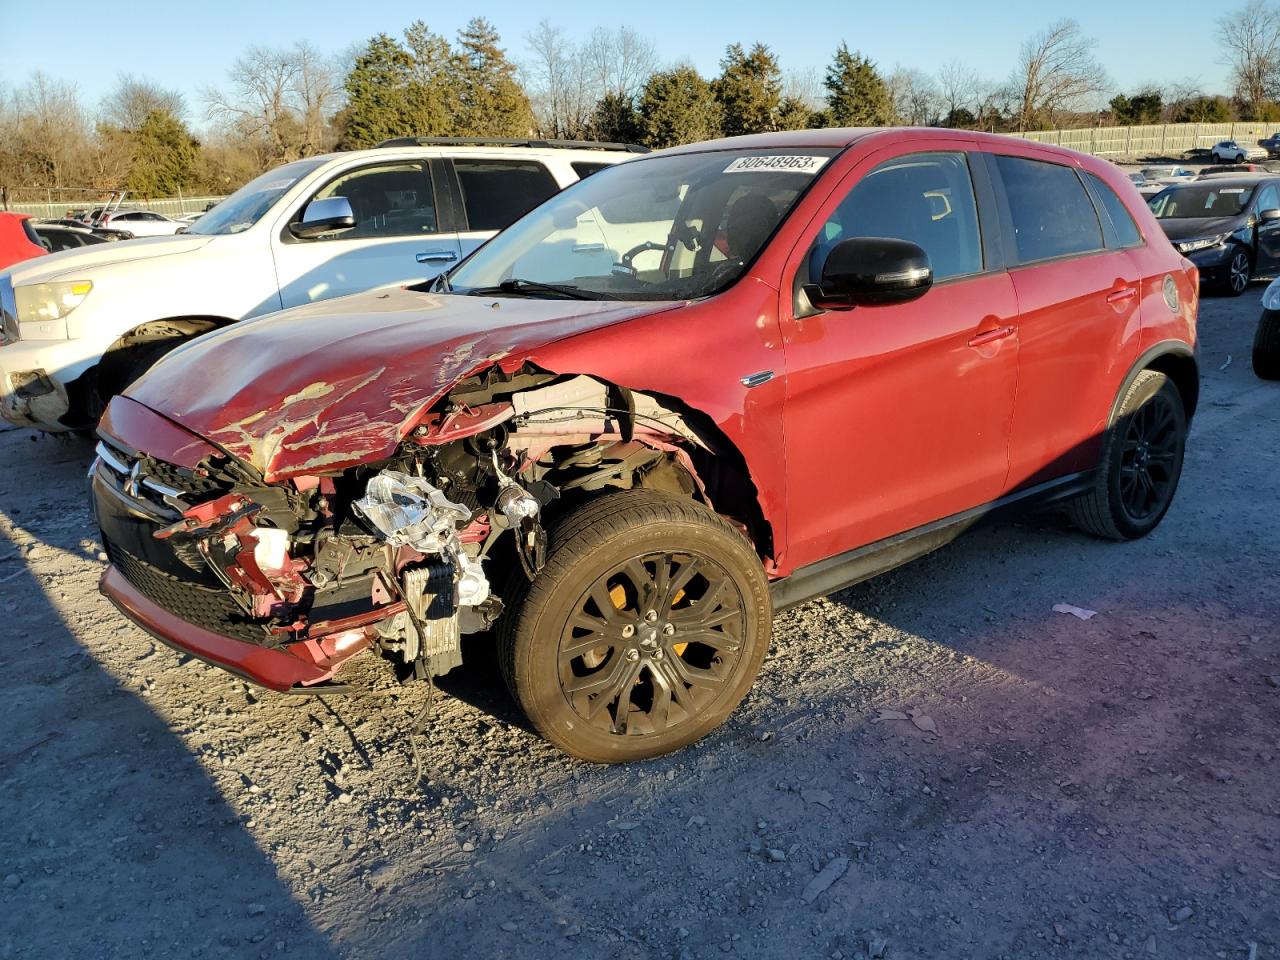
[353,471,471,554]
[252,527,290,575]
[456,553,489,607]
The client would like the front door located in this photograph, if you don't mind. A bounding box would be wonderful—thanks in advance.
[780,145,1019,569]
[1252,182,1280,273]
[272,160,461,309]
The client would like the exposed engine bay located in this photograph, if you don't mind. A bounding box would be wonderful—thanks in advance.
[94,366,764,688]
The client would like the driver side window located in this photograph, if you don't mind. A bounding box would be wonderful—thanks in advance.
[1256,184,1279,215]
[308,163,437,241]
[806,151,984,286]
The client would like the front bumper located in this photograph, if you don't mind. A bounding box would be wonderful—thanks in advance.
[101,565,346,691]
[1182,243,1236,283]
[0,337,102,430]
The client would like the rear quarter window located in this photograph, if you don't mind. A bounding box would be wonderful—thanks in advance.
[995,155,1104,264]
[1084,172,1143,248]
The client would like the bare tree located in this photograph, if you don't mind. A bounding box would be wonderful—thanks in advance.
[888,67,941,125]
[584,26,657,100]
[1011,19,1108,131]
[1218,0,1280,118]
[936,60,980,121]
[524,20,594,138]
[101,75,187,130]
[204,43,338,163]
[782,67,824,109]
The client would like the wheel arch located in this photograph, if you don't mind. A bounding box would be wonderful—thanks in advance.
[1112,341,1200,424]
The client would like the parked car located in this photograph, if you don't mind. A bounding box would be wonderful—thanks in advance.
[92,209,186,237]
[1148,176,1280,295]
[1127,171,1168,199]
[90,128,1199,763]
[1210,140,1268,163]
[0,138,641,431]
[1197,164,1268,177]
[1140,165,1195,183]
[1253,279,1280,377]
[1259,132,1280,156]
[32,223,108,253]
[0,212,48,270]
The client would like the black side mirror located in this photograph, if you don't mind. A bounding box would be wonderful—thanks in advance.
[803,236,933,310]
[290,196,357,239]
[1260,208,1280,223]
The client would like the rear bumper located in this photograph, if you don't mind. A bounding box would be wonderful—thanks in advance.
[100,564,350,692]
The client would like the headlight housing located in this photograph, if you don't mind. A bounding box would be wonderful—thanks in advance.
[14,280,93,325]
[1263,278,1280,311]
[1175,235,1228,254]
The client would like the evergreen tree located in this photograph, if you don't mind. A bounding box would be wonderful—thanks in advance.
[454,17,534,136]
[339,34,416,148]
[823,44,895,126]
[776,95,815,130]
[404,21,460,137]
[1109,90,1163,125]
[121,110,199,197]
[592,92,643,143]
[639,67,723,148]
[713,42,783,136]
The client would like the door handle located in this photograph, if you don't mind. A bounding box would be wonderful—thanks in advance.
[1106,285,1137,304]
[416,250,458,263]
[967,324,1016,348]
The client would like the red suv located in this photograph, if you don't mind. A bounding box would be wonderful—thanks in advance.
[92,129,1199,763]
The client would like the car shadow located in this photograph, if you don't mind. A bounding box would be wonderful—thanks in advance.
[0,432,339,959]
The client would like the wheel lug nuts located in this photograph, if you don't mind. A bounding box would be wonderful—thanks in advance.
[621,625,635,638]
[625,648,640,662]
[662,623,675,636]
[653,648,665,660]
[644,609,658,623]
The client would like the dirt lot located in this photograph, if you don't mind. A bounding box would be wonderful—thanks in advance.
[1,288,1277,960]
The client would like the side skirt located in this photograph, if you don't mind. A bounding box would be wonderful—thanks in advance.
[769,471,1095,612]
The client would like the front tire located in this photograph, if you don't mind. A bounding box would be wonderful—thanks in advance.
[1068,370,1187,541]
[498,490,771,763]
[1253,310,1280,379]
[1222,246,1251,296]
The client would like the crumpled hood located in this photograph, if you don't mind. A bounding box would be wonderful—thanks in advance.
[5,233,213,283]
[125,285,680,480]
[1157,216,1242,243]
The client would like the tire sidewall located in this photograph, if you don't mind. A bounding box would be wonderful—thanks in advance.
[1102,373,1186,538]
[512,509,771,763]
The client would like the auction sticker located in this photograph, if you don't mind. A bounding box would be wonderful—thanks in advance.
[724,155,828,174]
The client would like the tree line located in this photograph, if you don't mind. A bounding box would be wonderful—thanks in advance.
[0,9,1273,203]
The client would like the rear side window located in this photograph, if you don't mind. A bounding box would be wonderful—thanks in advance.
[995,155,1104,264]
[453,159,560,232]
[1084,173,1142,248]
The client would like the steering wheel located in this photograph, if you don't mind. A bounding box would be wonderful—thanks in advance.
[618,241,667,274]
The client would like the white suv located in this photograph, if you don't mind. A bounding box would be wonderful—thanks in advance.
[0,138,641,430]
[1210,140,1268,163]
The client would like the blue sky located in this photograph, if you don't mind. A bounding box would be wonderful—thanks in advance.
[3,0,1230,122]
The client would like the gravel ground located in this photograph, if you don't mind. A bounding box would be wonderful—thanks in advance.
[1,288,1277,960]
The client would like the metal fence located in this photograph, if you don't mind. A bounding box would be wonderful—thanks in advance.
[1009,121,1278,157]
[4,195,228,220]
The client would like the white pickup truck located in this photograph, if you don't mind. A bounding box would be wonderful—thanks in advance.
[0,138,640,430]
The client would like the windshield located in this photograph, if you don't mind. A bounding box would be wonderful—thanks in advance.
[446,148,838,301]
[1149,184,1255,219]
[188,159,327,236]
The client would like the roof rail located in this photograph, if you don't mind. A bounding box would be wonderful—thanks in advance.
[374,136,651,154]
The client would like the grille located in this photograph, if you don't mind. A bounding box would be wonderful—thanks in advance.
[105,539,278,647]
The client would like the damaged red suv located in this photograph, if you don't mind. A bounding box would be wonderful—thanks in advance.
[93,129,1199,762]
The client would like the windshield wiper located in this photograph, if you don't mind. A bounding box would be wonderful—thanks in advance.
[463,278,608,300]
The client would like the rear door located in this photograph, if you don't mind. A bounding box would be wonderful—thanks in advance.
[448,157,565,260]
[272,159,461,309]
[986,151,1146,490]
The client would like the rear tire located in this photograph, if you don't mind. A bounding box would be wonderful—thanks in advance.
[1068,370,1187,541]
[498,490,771,763]
[1253,310,1280,379]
